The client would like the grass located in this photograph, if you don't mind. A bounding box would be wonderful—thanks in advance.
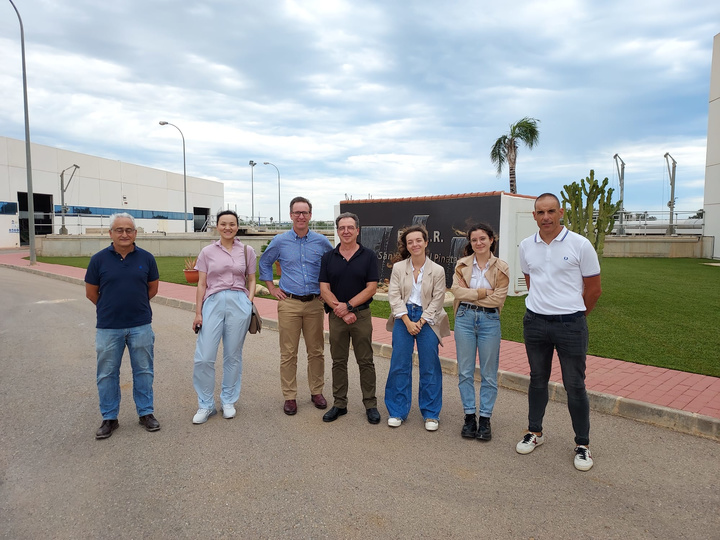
[35,256,720,377]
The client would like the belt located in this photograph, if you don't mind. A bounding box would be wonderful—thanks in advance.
[527,309,585,322]
[353,304,370,313]
[283,291,319,302]
[461,303,497,313]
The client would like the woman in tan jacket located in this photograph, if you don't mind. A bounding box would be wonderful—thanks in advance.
[451,223,509,441]
[385,225,451,431]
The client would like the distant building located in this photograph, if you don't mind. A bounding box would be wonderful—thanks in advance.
[0,136,224,248]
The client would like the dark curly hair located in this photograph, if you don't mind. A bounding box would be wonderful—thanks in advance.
[392,225,429,263]
[463,223,497,256]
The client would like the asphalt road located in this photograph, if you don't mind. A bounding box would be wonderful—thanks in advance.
[0,268,718,539]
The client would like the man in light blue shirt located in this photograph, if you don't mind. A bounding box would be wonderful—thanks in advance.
[259,196,333,415]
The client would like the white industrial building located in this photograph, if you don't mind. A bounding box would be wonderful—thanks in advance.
[0,135,225,249]
[705,33,720,259]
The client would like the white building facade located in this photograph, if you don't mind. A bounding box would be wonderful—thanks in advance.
[0,136,225,248]
[705,33,720,259]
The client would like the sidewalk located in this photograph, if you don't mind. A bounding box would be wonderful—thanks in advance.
[2,248,718,441]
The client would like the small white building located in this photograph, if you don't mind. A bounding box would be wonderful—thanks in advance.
[0,135,225,248]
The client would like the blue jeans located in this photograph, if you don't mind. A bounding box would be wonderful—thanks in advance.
[193,290,252,409]
[454,305,501,417]
[385,304,442,421]
[523,310,590,446]
[96,323,155,419]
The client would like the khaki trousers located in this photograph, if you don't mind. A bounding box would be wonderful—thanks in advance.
[277,297,326,399]
[328,309,377,409]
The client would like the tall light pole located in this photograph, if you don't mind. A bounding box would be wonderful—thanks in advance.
[59,164,79,234]
[159,121,188,232]
[613,154,625,235]
[249,160,256,225]
[8,0,36,263]
[263,161,281,227]
[664,152,677,236]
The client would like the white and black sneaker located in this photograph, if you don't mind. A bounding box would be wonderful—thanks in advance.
[574,445,594,471]
[516,431,545,454]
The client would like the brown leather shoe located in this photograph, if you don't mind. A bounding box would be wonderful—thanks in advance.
[139,414,160,432]
[311,394,327,409]
[283,399,297,415]
[95,419,119,440]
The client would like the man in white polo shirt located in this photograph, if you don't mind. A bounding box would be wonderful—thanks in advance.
[515,193,602,471]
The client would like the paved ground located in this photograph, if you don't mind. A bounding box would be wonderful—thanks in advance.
[1,268,719,539]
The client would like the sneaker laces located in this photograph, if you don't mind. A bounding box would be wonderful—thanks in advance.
[575,446,589,460]
[521,432,535,444]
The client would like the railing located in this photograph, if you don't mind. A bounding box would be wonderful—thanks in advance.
[611,210,703,236]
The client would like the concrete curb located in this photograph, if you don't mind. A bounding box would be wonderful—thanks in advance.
[4,262,718,442]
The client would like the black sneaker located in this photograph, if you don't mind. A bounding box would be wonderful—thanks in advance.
[476,416,492,441]
[461,414,477,438]
[95,419,119,440]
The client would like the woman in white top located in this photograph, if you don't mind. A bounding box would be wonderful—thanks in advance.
[451,223,509,441]
[385,225,450,431]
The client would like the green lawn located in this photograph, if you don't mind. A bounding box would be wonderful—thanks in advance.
[35,256,720,377]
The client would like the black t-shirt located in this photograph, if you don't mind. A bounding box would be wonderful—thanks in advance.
[319,243,379,306]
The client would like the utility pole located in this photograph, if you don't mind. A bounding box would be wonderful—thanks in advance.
[613,154,625,235]
[59,164,79,234]
[664,153,677,236]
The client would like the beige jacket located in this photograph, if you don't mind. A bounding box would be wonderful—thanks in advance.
[386,257,451,343]
[451,253,510,315]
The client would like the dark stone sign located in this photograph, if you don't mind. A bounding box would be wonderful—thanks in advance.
[341,194,501,287]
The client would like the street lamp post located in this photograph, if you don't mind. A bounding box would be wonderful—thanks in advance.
[8,0,36,263]
[159,121,188,232]
[59,164,80,234]
[249,160,256,225]
[263,162,281,228]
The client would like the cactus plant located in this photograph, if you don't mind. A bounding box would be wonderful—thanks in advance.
[561,170,622,261]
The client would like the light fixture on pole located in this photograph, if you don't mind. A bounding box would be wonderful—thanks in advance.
[159,121,188,232]
[8,0,36,263]
[249,160,256,225]
[59,164,80,235]
[664,152,677,236]
[263,162,280,227]
[613,154,625,235]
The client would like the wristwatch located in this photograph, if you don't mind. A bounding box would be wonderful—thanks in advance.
[346,302,354,313]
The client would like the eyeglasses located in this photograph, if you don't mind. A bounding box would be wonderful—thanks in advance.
[112,228,136,234]
[290,211,311,217]
[338,226,356,232]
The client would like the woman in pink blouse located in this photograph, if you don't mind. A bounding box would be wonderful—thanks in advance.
[191,210,256,424]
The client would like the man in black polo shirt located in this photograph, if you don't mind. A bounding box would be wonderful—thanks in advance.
[319,212,380,424]
[85,213,161,440]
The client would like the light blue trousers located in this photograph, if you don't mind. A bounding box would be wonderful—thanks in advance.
[193,290,252,409]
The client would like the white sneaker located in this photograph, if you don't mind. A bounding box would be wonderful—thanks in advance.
[192,407,217,424]
[425,418,439,431]
[574,445,594,471]
[221,403,236,419]
[388,417,402,427]
[516,432,545,454]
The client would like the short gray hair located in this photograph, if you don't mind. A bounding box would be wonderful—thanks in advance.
[335,212,359,229]
[109,212,136,229]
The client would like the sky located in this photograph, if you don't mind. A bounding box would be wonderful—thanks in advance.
[1,0,718,222]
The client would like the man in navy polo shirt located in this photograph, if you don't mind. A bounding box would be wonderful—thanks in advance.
[319,212,381,424]
[516,193,602,471]
[85,213,161,440]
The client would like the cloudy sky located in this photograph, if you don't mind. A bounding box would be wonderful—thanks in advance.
[1,0,717,221]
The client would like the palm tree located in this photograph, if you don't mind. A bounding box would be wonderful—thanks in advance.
[490,117,540,194]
